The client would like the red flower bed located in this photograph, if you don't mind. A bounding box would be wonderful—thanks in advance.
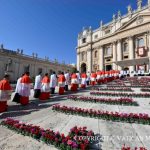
[90,91,150,98]
[141,88,150,92]
[93,87,133,92]
[122,144,147,150]
[107,85,150,88]
[52,105,150,125]
[67,95,138,106]
[0,118,95,150]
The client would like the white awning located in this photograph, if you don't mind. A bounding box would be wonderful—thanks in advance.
[115,57,149,67]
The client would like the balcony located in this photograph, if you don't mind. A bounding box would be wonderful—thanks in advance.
[104,53,112,58]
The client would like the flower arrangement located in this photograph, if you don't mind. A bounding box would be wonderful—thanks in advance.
[93,87,133,92]
[52,105,150,125]
[141,88,150,92]
[107,85,150,88]
[106,77,150,88]
[0,118,95,150]
[121,144,147,150]
[90,91,150,98]
[67,95,138,106]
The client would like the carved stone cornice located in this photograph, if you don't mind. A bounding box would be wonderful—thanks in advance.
[128,36,133,40]
[117,39,122,43]
[112,40,117,45]
[147,31,150,35]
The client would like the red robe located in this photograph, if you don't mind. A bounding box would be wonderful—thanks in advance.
[0,79,12,112]
[20,75,31,97]
[0,79,12,101]
[58,75,66,95]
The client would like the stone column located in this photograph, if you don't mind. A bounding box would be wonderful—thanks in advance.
[99,46,104,70]
[117,39,122,70]
[87,49,92,72]
[112,42,117,70]
[128,36,135,71]
[148,31,150,69]
[77,52,80,72]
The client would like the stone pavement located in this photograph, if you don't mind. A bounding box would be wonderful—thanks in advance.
[0,84,150,150]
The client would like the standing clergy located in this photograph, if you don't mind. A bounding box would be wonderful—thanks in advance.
[90,72,97,86]
[76,71,81,86]
[0,74,12,112]
[34,71,42,98]
[71,73,78,91]
[58,72,66,95]
[39,73,50,100]
[50,71,57,94]
[96,71,101,85]
[81,72,87,88]
[64,71,70,91]
[13,74,24,103]
[86,72,90,85]
[20,72,31,105]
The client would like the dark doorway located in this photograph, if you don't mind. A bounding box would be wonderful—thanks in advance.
[124,67,129,71]
[106,65,112,71]
[81,63,86,73]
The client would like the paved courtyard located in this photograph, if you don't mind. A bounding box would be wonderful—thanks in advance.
[0,79,150,150]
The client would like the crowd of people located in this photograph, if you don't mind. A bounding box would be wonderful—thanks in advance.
[0,69,148,113]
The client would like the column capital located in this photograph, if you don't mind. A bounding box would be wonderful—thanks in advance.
[87,49,92,52]
[117,39,122,43]
[147,31,150,35]
[112,40,117,45]
[98,45,103,49]
[128,36,133,40]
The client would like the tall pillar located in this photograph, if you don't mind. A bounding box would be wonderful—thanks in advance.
[99,46,104,70]
[128,36,135,71]
[148,0,150,10]
[87,49,92,72]
[117,39,122,70]
[148,31,150,69]
[77,52,80,72]
[112,42,117,70]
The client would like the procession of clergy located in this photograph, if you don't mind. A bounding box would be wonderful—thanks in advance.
[0,70,121,113]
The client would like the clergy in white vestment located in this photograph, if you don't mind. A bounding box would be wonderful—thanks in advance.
[50,72,57,94]
[34,72,42,98]
[15,74,24,94]
[64,71,70,91]
[20,72,31,105]
[12,74,24,103]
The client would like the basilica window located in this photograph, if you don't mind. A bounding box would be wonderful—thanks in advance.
[137,38,144,47]
[82,38,86,44]
[24,65,30,72]
[94,34,98,39]
[49,69,53,75]
[105,30,110,34]
[105,47,112,56]
[123,43,128,52]
[38,68,42,73]
[94,51,98,58]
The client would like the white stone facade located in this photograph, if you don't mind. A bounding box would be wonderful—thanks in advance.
[0,48,73,82]
[77,0,150,73]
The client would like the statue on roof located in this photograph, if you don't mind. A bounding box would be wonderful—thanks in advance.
[127,5,132,14]
[137,0,142,10]
[112,14,116,22]
[118,10,121,20]
[100,20,103,29]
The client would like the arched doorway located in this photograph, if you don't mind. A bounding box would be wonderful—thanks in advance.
[106,65,112,71]
[81,63,86,73]
[124,67,129,71]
